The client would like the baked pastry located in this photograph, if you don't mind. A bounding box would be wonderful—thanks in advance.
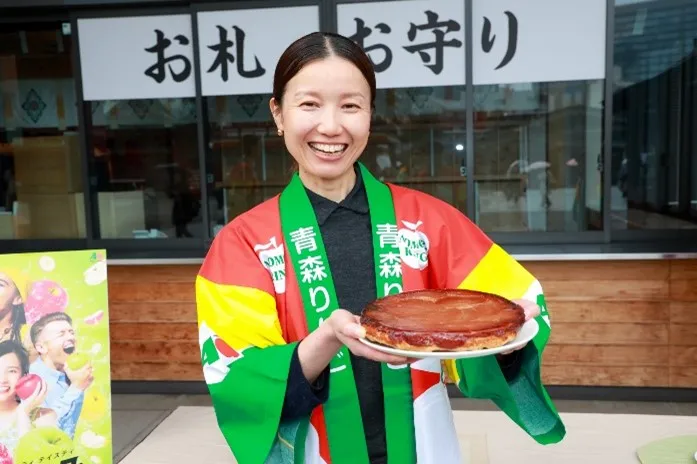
[360,289,525,352]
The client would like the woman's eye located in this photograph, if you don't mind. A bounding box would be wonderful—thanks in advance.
[301,102,318,108]
[344,104,359,110]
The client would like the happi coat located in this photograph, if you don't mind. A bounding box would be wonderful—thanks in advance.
[196,166,565,464]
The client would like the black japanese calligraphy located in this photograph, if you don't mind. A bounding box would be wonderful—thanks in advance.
[144,29,192,84]
[403,10,462,75]
[207,25,265,81]
[481,11,518,70]
[349,18,392,73]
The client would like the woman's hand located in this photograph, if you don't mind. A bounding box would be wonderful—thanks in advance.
[513,298,541,322]
[499,299,541,355]
[297,309,415,384]
[327,309,415,365]
[17,378,48,415]
[16,377,49,434]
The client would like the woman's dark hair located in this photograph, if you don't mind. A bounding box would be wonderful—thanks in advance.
[8,301,25,346]
[0,278,25,346]
[0,340,29,377]
[272,32,376,107]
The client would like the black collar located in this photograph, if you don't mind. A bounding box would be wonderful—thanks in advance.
[305,164,369,226]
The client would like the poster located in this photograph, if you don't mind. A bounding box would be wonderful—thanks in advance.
[0,250,111,464]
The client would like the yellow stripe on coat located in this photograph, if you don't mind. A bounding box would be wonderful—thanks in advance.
[457,244,536,300]
[196,275,286,351]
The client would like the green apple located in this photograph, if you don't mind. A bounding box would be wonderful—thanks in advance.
[14,426,76,464]
[66,352,90,371]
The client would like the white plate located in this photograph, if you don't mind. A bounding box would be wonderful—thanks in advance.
[358,318,539,359]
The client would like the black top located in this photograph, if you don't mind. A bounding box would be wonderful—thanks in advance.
[280,166,522,463]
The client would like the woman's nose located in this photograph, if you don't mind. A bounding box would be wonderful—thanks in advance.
[316,109,343,136]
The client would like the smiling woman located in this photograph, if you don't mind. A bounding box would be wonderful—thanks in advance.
[195,31,565,464]
[269,34,374,202]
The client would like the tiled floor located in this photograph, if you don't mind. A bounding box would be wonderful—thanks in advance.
[112,394,697,462]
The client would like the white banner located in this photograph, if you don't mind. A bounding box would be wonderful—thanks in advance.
[197,6,319,96]
[78,15,196,101]
[473,0,606,85]
[76,1,606,101]
[337,0,466,89]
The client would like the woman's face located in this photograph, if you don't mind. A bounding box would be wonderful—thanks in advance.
[271,56,372,187]
[0,352,20,402]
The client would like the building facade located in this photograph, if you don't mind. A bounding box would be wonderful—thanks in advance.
[1,0,695,396]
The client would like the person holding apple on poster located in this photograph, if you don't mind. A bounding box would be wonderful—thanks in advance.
[0,340,58,455]
[28,312,93,439]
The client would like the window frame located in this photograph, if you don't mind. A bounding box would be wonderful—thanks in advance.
[0,0,692,260]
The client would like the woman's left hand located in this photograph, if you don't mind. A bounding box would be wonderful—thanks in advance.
[513,298,541,322]
[17,377,48,417]
[499,299,541,355]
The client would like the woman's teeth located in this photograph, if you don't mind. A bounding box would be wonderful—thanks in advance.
[0,387,9,393]
[309,143,346,155]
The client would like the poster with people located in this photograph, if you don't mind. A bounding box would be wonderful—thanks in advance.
[0,250,111,464]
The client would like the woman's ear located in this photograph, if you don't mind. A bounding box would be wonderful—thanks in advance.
[269,97,283,134]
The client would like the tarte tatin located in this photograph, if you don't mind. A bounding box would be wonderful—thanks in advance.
[360,289,525,352]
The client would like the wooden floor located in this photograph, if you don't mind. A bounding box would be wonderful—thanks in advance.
[107,259,697,388]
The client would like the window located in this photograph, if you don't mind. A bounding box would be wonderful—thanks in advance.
[206,92,288,236]
[367,87,467,213]
[473,80,605,232]
[86,97,202,239]
[0,0,687,260]
[611,0,697,230]
[77,14,203,240]
[0,22,84,239]
[471,0,606,233]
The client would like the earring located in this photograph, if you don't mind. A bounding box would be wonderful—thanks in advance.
[277,129,283,136]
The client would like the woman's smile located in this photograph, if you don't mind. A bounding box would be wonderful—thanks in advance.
[308,142,348,159]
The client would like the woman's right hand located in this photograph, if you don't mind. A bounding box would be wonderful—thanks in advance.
[327,309,414,365]
[298,309,416,384]
[17,378,48,418]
